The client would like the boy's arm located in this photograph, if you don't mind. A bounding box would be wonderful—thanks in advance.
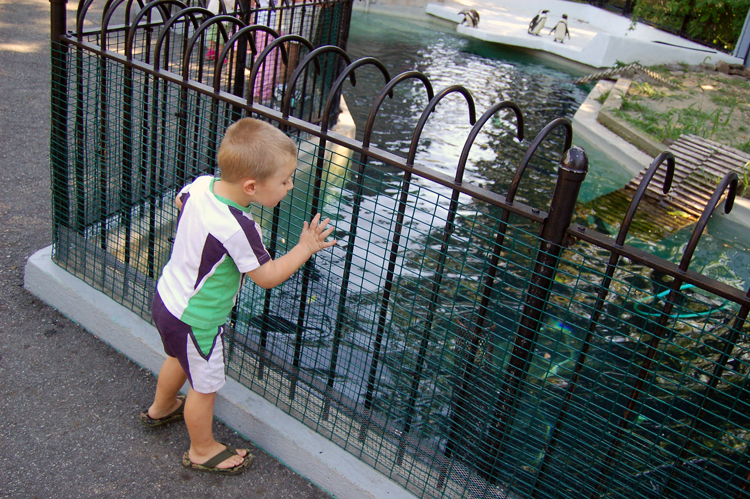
[246,213,336,289]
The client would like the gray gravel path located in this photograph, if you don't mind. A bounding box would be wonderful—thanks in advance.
[0,1,333,497]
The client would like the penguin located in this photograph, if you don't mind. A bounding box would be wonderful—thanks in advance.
[528,9,548,36]
[550,14,571,43]
[459,9,480,28]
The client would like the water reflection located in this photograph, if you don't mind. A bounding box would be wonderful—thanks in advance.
[346,13,590,197]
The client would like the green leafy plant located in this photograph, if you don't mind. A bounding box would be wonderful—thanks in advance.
[630,81,667,100]
[739,161,750,197]
[631,0,750,52]
[710,94,739,107]
[722,77,750,91]
[595,89,612,104]
[617,98,737,143]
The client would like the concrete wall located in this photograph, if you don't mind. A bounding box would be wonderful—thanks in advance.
[427,0,742,67]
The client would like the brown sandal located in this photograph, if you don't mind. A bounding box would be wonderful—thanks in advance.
[182,444,253,475]
[139,395,186,427]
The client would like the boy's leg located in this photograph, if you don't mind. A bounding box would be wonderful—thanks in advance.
[184,389,248,469]
[147,356,187,419]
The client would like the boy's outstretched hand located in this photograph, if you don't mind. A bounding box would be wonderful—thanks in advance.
[299,213,337,255]
[246,213,336,290]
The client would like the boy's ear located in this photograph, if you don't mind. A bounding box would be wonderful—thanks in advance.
[242,178,257,195]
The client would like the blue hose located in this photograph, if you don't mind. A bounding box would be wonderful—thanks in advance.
[633,284,732,319]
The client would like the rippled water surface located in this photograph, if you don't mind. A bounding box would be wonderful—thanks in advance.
[342,11,631,207]
[338,11,749,288]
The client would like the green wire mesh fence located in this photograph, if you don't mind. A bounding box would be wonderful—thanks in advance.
[50,1,750,498]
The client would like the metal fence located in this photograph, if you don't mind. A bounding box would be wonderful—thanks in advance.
[50,1,750,498]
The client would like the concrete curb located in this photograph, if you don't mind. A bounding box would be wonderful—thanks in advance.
[24,246,417,499]
[596,77,668,158]
[572,79,654,176]
[425,0,744,68]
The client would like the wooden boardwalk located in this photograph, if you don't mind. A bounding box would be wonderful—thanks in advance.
[626,134,750,218]
[577,134,750,242]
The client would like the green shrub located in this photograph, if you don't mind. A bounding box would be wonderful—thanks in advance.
[632,0,750,52]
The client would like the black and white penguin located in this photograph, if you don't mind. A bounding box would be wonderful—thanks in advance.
[550,14,570,43]
[459,9,480,28]
[528,9,548,36]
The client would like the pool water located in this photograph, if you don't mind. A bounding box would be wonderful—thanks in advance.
[340,10,749,289]
[343,11,623,206]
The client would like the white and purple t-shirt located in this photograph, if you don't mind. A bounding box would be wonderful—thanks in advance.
[157,175,271,330]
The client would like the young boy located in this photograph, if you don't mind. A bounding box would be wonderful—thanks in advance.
[140,118,336,475]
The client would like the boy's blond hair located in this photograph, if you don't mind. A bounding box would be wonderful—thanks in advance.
[217,118,297,183]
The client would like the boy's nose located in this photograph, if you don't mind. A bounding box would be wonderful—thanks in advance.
[287,180,294,190]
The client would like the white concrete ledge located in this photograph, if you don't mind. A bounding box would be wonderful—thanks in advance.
[24,245,416,499]
[427,0,743,68]
[572,79,654,176]
[717,197,750,230]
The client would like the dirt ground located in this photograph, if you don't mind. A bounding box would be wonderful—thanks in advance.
[617,67,750,153]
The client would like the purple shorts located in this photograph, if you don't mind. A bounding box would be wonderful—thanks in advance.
[152,291,226,394]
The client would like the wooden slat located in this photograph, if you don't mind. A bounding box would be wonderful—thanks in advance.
[625,134,750,218]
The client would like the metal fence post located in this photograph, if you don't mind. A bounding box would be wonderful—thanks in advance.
[477,145,588,481]
[50,0,69,234]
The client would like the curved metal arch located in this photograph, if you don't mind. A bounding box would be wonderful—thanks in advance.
[392,88,480,463]
[183,15,245,80]
[318,57,392,135]
[327,75,436,433]
[76,0,99,40]
[679,171,738,271]
[455,101,524,184]
[362,71,434,149]
[125,0,188,60]
[152,6,213,71]
[283,45,351,120]
[214,25,289,93]
[507,116,572,205]
[100,0,148,51]
[206,0,227,14]
[100,0,119,25]
[179,0,223,12]
[407,85,476,166]
[124,0,154,23]
[247,33,312,106]
[615,151,675,246]
[589,170,740,496]
[220,24,284,61]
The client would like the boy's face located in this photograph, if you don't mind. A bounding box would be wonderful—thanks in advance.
[253,158,296,208]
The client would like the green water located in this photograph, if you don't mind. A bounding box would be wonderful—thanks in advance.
[340,10,749,289]
[344,11,619,206]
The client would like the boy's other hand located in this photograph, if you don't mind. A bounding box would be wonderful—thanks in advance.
[300,213,336,255]
[247,213,336,289]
